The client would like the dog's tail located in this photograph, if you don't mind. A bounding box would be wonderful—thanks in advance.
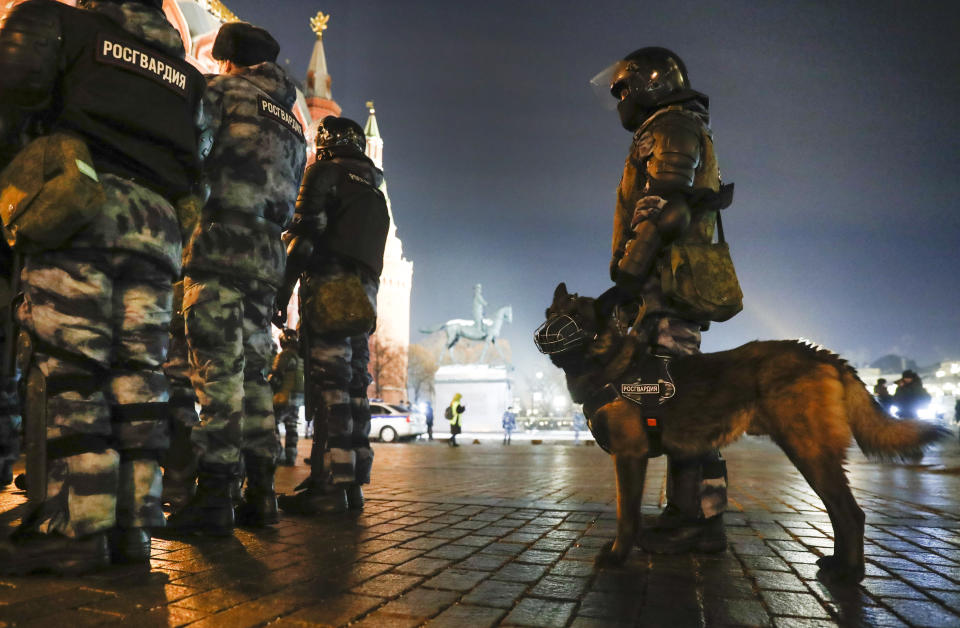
[844,370,950,461]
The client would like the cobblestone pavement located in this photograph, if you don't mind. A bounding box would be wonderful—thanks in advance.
[2,433,959,627]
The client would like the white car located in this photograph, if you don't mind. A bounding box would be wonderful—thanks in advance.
[370,401,427,442]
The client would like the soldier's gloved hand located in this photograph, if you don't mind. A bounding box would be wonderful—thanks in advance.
[272,291,290,327]
[630,195,668,229]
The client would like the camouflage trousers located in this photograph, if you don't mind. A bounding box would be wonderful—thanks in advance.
[16,249,174,537]
[641,313,727,520]
[274,395,302,462]
[300,264,377,487]
[183,273,276,472]
[161,281,199,485]
[0,375,20,471]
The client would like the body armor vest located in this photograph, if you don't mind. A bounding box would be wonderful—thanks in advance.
[54,9,203,200]
[312,162,389,280]
[612,105,722,259]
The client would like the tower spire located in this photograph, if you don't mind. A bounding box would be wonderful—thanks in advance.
[305,11,333,101]
[364,101,383,170]
[303,10,341,160]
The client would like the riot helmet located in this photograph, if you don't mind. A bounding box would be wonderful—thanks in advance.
[315,116,365,160]
[591,47,691,131]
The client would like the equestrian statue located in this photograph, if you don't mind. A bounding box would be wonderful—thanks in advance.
[421,284,512,363]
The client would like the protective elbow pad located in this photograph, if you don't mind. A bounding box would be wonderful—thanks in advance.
[295,161,339,217]
[646,113,702,188]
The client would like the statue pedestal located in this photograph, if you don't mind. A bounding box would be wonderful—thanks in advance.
[434,364,512,433]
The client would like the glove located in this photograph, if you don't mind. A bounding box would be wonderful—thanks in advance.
[273,289,291,328]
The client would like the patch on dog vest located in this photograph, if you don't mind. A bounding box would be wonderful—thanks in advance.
[621,377,675,406]
[257,95,305,140]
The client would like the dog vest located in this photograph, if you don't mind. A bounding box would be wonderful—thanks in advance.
[583,354,676,457]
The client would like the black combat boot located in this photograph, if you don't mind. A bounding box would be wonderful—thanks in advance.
[235,456,279,526]
[164,468,235,536]
[161,420,198,511]
[0,530,110,575]
[161,467,196,512]
[346,484,364,510]
[278,478,347,515]
[640,514,727,554]
[641,454,728,554]
[109,526,151,564]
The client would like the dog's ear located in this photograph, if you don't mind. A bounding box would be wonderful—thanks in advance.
[553,283,569,304]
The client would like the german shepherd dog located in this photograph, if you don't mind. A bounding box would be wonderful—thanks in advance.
[539,283,949,583]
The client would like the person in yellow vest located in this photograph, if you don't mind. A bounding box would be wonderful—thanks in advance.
[446,394,465,447]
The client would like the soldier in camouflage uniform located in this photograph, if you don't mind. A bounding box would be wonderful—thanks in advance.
[160,279,200,510]
[595,47,735,553]
[275,117,389,514]
[270,328,304,466]
[167,22,306,535]
[0,240,20,487]
[0,0,205,573]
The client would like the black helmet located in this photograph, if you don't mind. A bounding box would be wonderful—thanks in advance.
[279,328,298,348]
[315,116,365,159]
[593,47,691,131]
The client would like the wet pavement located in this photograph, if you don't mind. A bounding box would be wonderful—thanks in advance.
[2,432,960,627]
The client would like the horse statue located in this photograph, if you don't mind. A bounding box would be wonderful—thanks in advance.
[421,305,513,364]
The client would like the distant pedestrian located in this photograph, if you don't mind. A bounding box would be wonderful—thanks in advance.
[892,370,930,420]
[873,378,893,412]
[573,407,587,444]
[424,401,434,441]
[502,407,517,445]
[447,394,465,447]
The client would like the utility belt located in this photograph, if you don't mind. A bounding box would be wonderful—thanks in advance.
[202,206,283,237]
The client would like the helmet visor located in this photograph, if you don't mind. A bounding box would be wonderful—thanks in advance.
[589,61,622,110]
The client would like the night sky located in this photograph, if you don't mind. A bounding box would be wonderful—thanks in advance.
[227,0,960,378]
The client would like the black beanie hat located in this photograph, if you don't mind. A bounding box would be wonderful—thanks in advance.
[212,22,279,67]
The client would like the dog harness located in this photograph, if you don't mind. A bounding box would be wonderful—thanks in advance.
[583,354,676,457]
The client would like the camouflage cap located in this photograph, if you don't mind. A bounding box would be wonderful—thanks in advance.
[212,22,279,66]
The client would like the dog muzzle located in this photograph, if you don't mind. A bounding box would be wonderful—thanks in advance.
[534,315,595,355]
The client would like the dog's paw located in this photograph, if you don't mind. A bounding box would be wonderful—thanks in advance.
[815,554,865,584]
[595,540,630,568]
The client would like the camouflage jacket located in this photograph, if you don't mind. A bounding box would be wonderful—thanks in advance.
[65,0,197,275]
[183,62,307,286]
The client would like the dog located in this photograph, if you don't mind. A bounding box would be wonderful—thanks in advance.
[536,283,949,583]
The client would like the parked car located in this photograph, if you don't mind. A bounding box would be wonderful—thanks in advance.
[370,401,427,442]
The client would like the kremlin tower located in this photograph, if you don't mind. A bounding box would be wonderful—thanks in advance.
[363,102,414,403]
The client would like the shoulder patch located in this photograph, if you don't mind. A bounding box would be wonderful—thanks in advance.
[96,35,189,97]
[257,95,305,141]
